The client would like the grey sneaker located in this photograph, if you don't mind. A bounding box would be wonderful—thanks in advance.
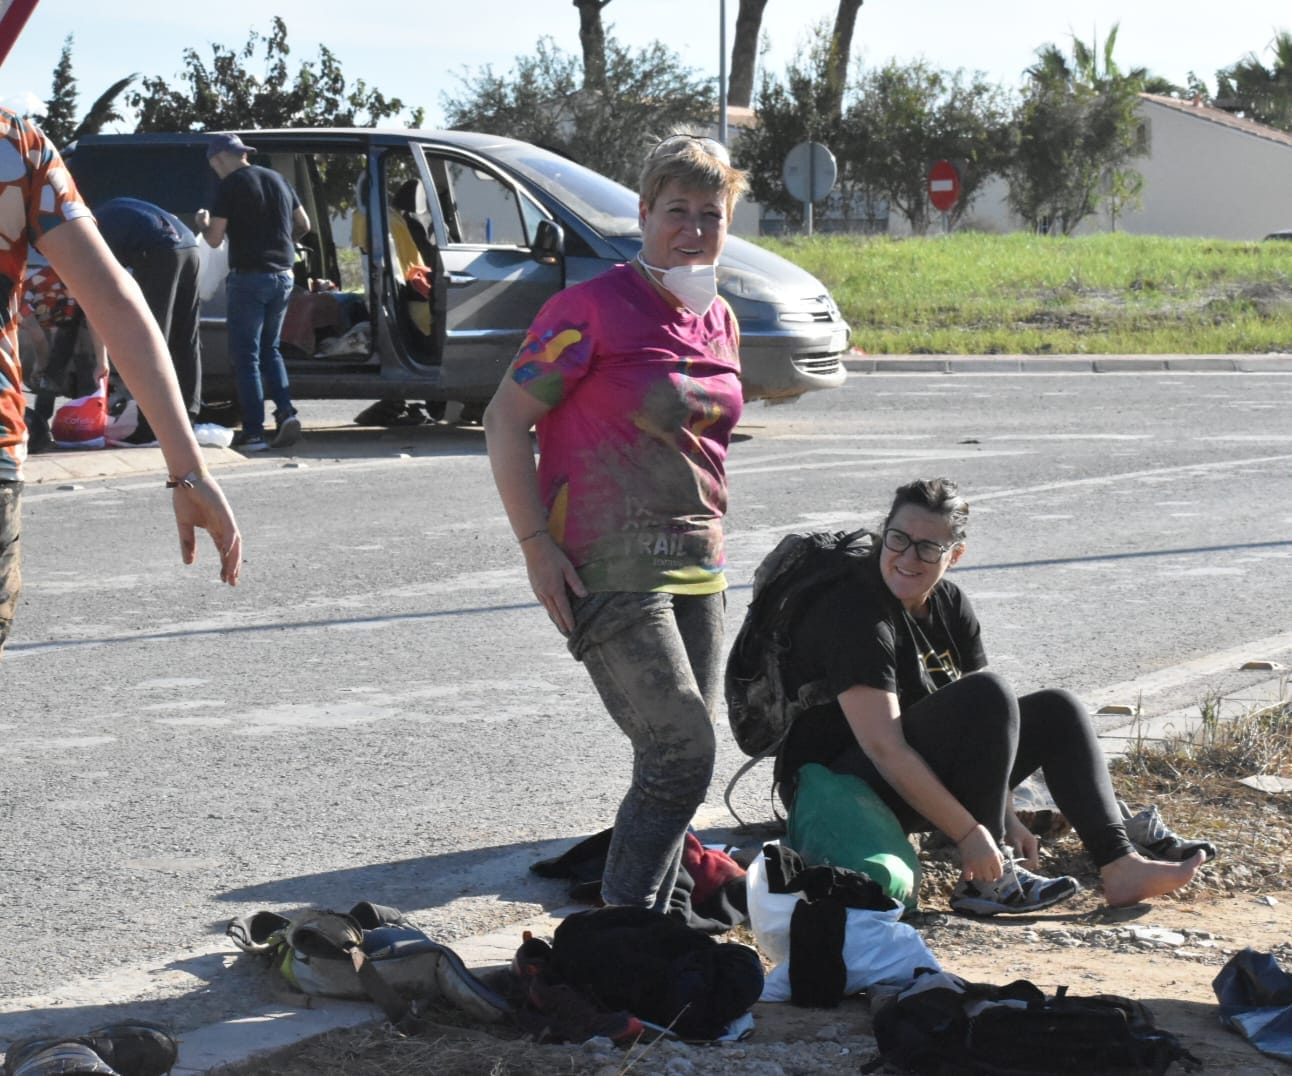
[272,411,302,448]
[1118,800,1216,862]
[951,851,1080,916]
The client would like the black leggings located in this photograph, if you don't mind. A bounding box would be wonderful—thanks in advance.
[828,671,1133,868]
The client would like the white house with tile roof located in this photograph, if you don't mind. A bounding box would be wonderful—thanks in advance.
[943,93,1292,241]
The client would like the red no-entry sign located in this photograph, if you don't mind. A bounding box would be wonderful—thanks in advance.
[927,159,961,213]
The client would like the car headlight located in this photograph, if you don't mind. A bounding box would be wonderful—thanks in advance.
[717,266,785,304]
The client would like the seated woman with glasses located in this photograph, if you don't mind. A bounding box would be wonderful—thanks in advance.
[776,477,1212,916]
[484,133,750,910]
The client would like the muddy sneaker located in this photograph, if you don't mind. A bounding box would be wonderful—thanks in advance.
[80,1022,178,1076]
[5,1041,119,1076]
[951,852,1080,916]
[1118,800,1217,863]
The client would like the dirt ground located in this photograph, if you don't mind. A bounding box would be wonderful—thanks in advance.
[215,772,1292,1076]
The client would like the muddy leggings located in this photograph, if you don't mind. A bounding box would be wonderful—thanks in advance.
[567,590,725,909]
[828,671,1134,868]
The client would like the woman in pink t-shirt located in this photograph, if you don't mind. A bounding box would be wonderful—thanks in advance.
[485,136,750,909]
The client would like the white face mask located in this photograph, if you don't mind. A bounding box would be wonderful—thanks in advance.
[637,254,718,317]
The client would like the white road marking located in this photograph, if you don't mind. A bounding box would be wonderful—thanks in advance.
[968,454,1292,503]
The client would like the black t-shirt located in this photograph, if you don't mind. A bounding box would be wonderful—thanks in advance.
[778,556,987,779]
[211,165,301,272]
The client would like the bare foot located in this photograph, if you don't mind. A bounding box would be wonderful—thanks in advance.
[1100,849,1206,907]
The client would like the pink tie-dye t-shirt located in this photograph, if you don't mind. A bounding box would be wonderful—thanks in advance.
[508,262,743,594]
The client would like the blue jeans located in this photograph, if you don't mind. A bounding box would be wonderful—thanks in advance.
[225,271,294,437]
[567,590,726,909]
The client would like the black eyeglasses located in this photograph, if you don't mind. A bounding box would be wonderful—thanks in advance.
[650,134,732,165]
[882,527,956,564]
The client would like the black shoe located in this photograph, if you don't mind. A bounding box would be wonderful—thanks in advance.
[231,430,269,453]
[24,408,53,454]
[80,1022,178,1076]
[354,399,403,426]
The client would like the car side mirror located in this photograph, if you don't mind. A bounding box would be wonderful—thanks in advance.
[532,220,564,266]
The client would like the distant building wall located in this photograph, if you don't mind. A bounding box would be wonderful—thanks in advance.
[917,96,1292,241]
[1109,98,1292,239]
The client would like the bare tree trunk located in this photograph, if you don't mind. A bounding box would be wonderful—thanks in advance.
[574,0,611,92]
[825,0,864,119]
[728,0,769,108]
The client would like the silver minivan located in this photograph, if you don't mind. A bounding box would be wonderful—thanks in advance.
[64,129,849,412]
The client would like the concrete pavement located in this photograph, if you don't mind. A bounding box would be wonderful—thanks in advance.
[12,359,1292,1071]
[22,351,1292,489]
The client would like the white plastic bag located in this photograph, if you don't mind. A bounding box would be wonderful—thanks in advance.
[196,234,228,302]
[749,841,941,1002]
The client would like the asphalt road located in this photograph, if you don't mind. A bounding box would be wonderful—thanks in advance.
[3,369,1291,1043]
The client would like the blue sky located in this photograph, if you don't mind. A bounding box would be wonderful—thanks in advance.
[1,1,1286,130]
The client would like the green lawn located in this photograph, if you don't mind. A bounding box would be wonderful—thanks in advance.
[758,233,1292,354]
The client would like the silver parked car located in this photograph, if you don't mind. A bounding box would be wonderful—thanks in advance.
[63,129,849,412]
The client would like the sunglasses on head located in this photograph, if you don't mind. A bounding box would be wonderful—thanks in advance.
[650,134,732,165]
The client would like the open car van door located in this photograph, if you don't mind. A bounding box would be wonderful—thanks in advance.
[407,141,565,400]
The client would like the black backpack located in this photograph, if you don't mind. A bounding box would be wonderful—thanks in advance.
[866,970,1201,1075]
[546,906,764,1040]
[723,528,877,825]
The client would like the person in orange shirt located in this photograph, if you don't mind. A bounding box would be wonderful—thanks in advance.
[0,108,242,655]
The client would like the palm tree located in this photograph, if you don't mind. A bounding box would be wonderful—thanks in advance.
[728,0,770,109]
[71,75,138,141]
[1216,30,1292,132]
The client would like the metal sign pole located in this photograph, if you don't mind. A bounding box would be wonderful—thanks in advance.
[718,0,728,145]
[806,148,816,237]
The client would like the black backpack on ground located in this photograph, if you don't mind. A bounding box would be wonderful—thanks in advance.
[723,528,878,826]
[865,969,1201,1075]
[544,906,764,1040]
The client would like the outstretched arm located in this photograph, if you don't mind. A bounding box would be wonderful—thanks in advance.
[38,218,243,585]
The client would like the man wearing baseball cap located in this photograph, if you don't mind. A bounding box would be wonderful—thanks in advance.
[195,133,310,452]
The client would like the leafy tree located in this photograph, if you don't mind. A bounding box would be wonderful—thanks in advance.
[129,17,416,133]
[845,60,1012,234]
[443,34,713,189]
[728,0,770,108]
[36,35,77,145]
[32,35,136,146]
[1004,25,1147,234]
[1215,30,1292,131]
[734,25,848,225]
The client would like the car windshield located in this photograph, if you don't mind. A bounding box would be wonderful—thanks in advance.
[482,142,640,238]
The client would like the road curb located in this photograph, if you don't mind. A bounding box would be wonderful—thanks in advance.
[21,445,248,488]
[843,353,1292,374]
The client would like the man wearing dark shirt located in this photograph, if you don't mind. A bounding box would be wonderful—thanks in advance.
[195,133,309,452]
